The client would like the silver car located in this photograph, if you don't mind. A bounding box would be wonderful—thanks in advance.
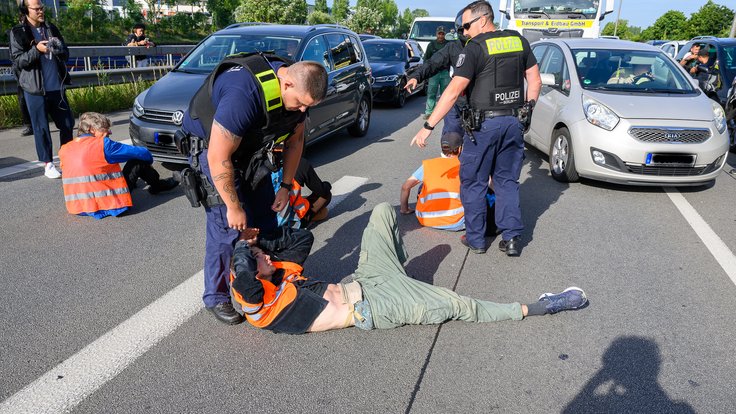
[526,39,729,186]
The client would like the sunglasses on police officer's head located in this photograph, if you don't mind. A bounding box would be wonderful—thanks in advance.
[458,13,488,34]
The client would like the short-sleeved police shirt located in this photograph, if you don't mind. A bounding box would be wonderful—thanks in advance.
[454,30,537,82]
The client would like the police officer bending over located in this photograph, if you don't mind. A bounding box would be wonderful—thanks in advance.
[180,53,327,324]
[411,1,541,257]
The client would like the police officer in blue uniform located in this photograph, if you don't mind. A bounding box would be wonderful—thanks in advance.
[411,0,541,257]
[181,55,327,324]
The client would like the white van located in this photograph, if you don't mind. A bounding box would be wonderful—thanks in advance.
[409,17,457,52]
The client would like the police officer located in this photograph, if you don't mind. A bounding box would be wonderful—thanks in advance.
[411,0,541,257]
[181,55,327,324]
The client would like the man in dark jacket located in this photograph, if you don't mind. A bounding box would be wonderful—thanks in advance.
[421,26,451,119]
[10,0,74,179]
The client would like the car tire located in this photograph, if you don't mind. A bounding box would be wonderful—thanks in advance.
[348,94,371,137]
[394,79,407,108]
[549,127,579,182]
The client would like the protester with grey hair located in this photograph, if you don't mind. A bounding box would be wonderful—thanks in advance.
[58,112,178,219]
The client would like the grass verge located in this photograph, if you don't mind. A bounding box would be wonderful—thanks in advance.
[0,77,154,130]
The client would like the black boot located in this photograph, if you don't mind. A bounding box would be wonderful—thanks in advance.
[20,125,33,136]
[148,177,179,195]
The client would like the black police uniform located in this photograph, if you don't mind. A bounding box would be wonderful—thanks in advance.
[453,29,537,249]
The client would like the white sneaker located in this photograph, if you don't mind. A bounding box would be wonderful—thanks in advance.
[44,163,61,179]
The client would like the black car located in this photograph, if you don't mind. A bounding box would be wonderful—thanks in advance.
[675,36,736,108]
[362,39,425,107]
[129,23,373,164]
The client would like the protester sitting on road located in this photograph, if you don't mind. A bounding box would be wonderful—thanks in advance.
[272,155,332,228]
[400,131,495,234]
[125,23,155,67]
[59,112,178,219]
[230,202,587,334]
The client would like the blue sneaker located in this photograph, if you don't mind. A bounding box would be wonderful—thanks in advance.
[538,287,587,314]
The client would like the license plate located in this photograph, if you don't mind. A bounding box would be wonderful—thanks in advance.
[645,153,696,167]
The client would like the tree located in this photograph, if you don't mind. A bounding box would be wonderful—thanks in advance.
[347,6,383,34]
[639,10,687,41]
[208,0,240,29]
[308,11,335,25]
[378,0,399,37]
[280,0,308,24]
[686,0,734,38]
[234,0,281,24]
[332,0,350,21]
[315,0,329,14]
[397,7,413,38]
[600,19,638,40]
[412,9,429,18]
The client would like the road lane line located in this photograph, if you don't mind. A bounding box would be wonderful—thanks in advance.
[0,139,133,179]
[0,272,204,414]
[0,174,369,413]
[665,187,736,287]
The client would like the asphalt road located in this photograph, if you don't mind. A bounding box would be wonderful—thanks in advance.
[1,97,736,413]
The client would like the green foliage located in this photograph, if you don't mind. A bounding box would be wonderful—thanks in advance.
[412,9,429,18]
[280,0,308,24]
[397,7,413,38]
[639,10,687,41]
[347,6,383,34]
[600,19,639,40]
[315,0,329,14]
[208,0,240,30]
[378,0,399,37]
[686,0,734,38]
[332,0,350,21]
[307,11,335,25]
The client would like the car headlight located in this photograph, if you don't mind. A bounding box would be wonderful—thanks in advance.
[712,100,727,134]
[133,96,145,118]
[582,95,619,131]
[375,75,399,83]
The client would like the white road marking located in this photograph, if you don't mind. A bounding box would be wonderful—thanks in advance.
[0,175,368,413]
[0,139,133,179]
[0,272,203,414]
[327,175,369,210]
[665,187,736,287]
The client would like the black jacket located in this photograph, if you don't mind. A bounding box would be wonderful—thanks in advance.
[409,40,463,83]
[9,21,70,95]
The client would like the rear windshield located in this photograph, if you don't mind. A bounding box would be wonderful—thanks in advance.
[176,34,300,74]
[364,43,405,62]
[571,48,695,93]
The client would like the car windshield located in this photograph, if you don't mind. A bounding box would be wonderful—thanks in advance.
[514,0,599,18]
[572,48,695,93]
[364,43,405,62]
[409,21,452,41]
[176,34,301,74]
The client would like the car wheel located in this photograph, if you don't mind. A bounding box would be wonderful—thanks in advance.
[348,94,371,137]
[394,79,407,108]
[549,127,579,182]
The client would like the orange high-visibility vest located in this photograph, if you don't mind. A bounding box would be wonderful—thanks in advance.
[415,157,464,229]
[59,136,133,215]
[230,261,307,329]
[289,180,309,219]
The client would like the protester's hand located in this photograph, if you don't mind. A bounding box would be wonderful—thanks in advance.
[227,206,248,231]
[690,66,697,74]
[410,127,432,148]
[272,187,290,212]
[405,78,418,92]
[239,228,260,245]
[36,40,48,54]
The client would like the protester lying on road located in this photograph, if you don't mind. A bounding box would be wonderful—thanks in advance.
[230,202,587,334]
[59,112,178,219]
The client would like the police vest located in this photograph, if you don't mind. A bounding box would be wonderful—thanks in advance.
[59,136,133,215]
[415,157,464,229]
[229,261,307,329]
[187,53,304,161]
[466,30,527,111]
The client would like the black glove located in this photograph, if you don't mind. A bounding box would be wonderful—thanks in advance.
[518,99,535,133]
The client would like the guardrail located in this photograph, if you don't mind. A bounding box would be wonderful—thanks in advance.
[0,44,194,95]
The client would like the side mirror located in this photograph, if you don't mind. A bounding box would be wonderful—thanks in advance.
[409,56,421,63]
[540,73,557,87]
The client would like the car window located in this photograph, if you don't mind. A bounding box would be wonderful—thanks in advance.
[301,35,332,71]
[410,42,423,58]
[721,45,736,86]
[177,34,300,74]
[572,48,695,93]
[532,45,548,63]
[539,46,570,93]
[348,35,363,62]
[326,33,356,70]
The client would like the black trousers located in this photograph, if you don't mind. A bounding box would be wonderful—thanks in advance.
[294,157,331,206]
[17,85,31,126]
[122,159,162,189]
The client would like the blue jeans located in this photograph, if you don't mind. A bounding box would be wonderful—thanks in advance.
[197,149,278,307]
[459,116,524,247]
[24,90,74,163]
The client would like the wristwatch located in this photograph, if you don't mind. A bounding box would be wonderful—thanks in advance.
[280,181,293,191]
[423,121,435,131]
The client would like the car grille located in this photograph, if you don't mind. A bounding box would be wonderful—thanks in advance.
[625,155,723,176]
[145,141,180,157]
[141,108,176,124]
[628,127,711,144]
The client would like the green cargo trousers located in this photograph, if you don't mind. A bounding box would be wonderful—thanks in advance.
[424,70,451,116]
[353,203,523,329]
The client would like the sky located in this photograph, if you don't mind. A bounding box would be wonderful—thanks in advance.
[391,0,734,30]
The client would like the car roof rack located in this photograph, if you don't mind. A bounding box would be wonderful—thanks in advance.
[690,35,717,41]
[309,24,350,32]
[225,22,274,30]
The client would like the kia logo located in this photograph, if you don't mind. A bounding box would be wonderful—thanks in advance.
[171,110,184,126]
[664,132,680,141]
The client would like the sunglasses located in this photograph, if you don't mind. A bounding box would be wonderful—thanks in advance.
[28,5,45,11]
[458,13,488,33]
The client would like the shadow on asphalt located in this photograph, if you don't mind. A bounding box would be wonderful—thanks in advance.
[404,243,451,285]
[124,186,184,215]
[521,146,569,247]
[562,336,695,414]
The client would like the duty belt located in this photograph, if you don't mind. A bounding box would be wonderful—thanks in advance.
[481,109,518,118]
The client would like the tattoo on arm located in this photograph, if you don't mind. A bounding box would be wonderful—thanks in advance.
[213,119,242,143]
[212,171,239,203]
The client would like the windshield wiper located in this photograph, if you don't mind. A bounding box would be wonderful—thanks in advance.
[564,11,589,18]
[640,88,690,94]
[525,10,551,19]
[174,68,199,74]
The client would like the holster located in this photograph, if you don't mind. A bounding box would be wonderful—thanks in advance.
[177,131,224,209]
[460,106,483,131]
[517,101,534,133]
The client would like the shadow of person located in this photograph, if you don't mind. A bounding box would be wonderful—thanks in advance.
[403,244,451,285]
[563,336,695,414]
[123,186,183,215]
